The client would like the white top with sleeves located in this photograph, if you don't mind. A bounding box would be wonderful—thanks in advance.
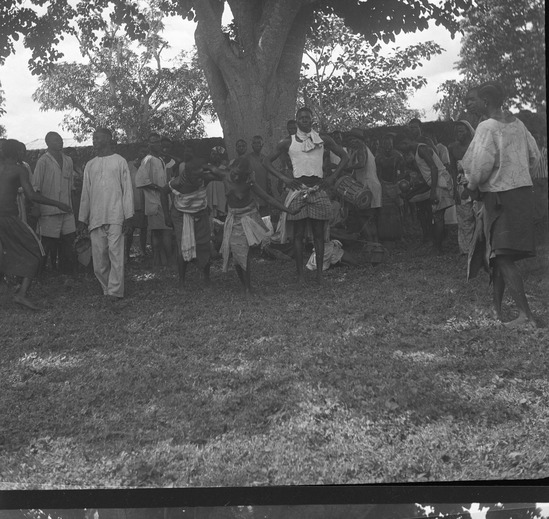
[32,152,74,215]
[79,153,134,231]
[461,118,539,192]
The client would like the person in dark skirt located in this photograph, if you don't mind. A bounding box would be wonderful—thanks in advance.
[462,82,541,327]
[0,140,72,309]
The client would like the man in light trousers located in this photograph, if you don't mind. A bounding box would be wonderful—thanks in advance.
[78,128,134,301]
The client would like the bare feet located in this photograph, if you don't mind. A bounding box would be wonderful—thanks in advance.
[503,314,536,329]
[13,294,41,310]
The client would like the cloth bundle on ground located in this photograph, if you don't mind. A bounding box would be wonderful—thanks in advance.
[306,240,344,271]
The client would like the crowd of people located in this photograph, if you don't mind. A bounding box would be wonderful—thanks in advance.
[0,81,547,327]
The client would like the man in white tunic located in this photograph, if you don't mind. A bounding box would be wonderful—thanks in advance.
[78,128,134,301]
[33,132,76,273]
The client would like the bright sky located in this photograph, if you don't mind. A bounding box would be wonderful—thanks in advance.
[418,503,549,519]
[0,11,462,147]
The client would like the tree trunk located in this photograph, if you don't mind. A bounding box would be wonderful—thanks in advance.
[194,0,311,158]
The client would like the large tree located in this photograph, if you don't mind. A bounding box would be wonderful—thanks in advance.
[455,0,545,111]
[299,13,442,132]
[31,2,214,143]
[0,0,472,154]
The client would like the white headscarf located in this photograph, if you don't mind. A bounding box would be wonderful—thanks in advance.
[296,128,324,152]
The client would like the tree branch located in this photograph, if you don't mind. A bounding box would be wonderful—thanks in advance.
[227,0,260,57]
[256,0,305,77]
[69,97,97,124]
[193,0,236,67]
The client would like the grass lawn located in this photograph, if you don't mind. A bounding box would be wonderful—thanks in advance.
[1,223,548,488]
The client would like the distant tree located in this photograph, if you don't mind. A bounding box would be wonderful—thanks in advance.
[0,0,472,155]
[456,0,546,111]
[299,14,441,131]
[31,2,214,143]
[432,79,475,121]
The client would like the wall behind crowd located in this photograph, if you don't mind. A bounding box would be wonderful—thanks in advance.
[24,112,546,170]
[24,137,225,172]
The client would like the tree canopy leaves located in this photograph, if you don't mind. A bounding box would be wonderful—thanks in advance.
[31,3,214,143]
[432,79,475,121]
[456,0,545,110]
[1,0,473,149]
[299,13,442,131]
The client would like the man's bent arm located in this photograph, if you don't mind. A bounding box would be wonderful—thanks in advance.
[323,136,349,184]
[19,166,72,213]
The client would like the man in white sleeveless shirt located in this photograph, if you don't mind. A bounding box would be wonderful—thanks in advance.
[265,107,349,285]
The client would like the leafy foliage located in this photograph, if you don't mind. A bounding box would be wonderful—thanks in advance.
[456,0,546,110]
[2,0,473,148]
[299,14,442,131]
[6,506,548,519]
[432,79,475,121]
[31,3,214,143]
[0,0,149,75]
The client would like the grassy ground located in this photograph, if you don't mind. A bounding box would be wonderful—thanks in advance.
[0,222,548,489]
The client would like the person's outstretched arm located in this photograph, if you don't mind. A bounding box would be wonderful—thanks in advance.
[322,135,349,186]
[19,164,72,213]
[251,183,301,214]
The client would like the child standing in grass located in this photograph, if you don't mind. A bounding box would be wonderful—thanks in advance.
[203,157,300,297]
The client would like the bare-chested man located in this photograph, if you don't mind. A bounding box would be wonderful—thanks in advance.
[0,139,72,309]
[203,157,299,296]
[264,107,349,285]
